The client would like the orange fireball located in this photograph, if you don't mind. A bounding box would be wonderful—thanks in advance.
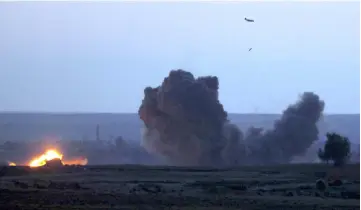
[10,149,88,167]
[29,149,63,167]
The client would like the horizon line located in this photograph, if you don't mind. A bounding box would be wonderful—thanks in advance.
[0,111,359,115]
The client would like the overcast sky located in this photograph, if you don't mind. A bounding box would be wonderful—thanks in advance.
[0,2,359,114]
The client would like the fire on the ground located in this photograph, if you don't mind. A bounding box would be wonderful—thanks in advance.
[8,149,88,167]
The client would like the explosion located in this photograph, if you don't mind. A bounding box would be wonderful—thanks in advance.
[29,149,63,167]
[138,69,325,166]
[8,149,88,167]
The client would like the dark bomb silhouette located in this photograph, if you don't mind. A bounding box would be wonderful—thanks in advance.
[138,69,325,166]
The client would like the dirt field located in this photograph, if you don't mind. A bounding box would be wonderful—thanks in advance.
[0,164,359,210]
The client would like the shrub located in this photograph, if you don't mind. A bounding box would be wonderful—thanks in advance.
[318,132,351,167]
[315,179,327,192]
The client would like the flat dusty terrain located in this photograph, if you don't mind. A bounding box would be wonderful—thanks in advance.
[0,164,359,210]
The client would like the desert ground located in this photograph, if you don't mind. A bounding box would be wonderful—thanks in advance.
[0,164,359,210]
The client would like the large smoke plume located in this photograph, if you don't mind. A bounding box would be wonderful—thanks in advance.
[138,69,325,166]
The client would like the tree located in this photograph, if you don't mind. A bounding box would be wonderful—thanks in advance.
[318,132,351,166]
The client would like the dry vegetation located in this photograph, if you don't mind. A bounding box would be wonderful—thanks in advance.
[0,163,359,210]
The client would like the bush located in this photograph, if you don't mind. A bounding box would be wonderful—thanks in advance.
[318,132,351,167]
[315,179,327,191]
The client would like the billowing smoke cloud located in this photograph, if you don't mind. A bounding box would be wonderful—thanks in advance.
[242,92,325,165]
[138,69,325,166]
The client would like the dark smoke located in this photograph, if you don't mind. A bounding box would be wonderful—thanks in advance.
[138,69,325,166]
[242,92,325,165]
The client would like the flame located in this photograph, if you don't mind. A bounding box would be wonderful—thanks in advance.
[64,158,88,166]
[9,149,88,167]
[29,149,63,167]
[29,149,88,167]
[8,161,16,166]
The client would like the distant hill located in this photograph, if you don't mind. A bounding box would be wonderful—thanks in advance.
[0,113,359,145]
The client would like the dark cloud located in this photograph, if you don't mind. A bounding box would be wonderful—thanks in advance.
[138,69,325,166]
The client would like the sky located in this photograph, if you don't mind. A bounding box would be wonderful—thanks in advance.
[0,1,359,114]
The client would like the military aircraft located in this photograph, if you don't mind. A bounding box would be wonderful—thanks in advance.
[244,17,254,22]
[245,18,255,51]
